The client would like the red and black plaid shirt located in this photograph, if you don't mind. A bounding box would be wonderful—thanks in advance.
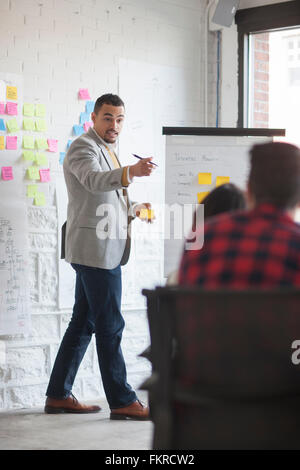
[179,204,300,288]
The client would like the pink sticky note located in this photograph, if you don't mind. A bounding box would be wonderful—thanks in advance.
[83,121,93,132]
[6,102,18,116]
[6,136,17,150]
[78,88,91,100]
[0,102,5,114]
[2,166,13,181]
[39,168,51,182]
[47,139,58,152]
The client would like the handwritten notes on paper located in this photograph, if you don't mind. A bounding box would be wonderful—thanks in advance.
[27,166,40,180]
[23,118,35,131]
[6,102,18,115]
[6,86,17,100]
[23,103,34,116]
[1,166,13,180]
[36,138,48,150]
[39,168,51,182]
[6,136,17,150]
[6,118,19,133]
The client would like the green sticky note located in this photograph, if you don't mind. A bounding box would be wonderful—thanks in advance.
[35,104,46,117]
[23,103,35,117]
[35,119,47,132]
[23,118,35,131]
[35,152,48,166]
[34,191,46,206]
[27,166,40,180]
[23,135,35,149]
[23,150,35,161]
[6,118,20,133]
[27,184,38,197]
[36,138,48,150]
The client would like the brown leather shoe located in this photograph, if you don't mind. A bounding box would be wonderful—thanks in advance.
[44,393,101,414]
[110,399,150,421]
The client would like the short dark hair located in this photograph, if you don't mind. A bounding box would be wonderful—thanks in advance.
[201,183,246,219]
[249,141,300,209]
[93,94,125,114]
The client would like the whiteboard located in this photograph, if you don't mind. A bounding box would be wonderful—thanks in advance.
[164,129,285,276]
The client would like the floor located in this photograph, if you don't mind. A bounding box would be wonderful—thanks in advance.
[0,392,153,450]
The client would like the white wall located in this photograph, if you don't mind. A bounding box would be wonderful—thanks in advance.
[0,0,210,410]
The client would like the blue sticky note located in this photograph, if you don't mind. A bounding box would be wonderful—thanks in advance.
[67,139,73,149]
[73,125,84,136]
[59,152,66,165]
[80,112,90,124]
[86,101,95,114]
[0,119,6,131]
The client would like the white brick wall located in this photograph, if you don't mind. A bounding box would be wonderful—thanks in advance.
[0,0,219,410]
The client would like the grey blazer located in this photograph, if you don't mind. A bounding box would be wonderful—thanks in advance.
[62,127,134,269]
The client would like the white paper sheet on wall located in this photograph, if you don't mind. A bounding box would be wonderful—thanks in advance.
[0,202,30,335]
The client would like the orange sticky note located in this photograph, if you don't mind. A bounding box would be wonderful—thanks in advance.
[0,136,4,150]
[216,176,230,187]
[6,86,17,100]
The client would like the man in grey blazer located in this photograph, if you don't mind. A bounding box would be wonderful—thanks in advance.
[45,94,154,420]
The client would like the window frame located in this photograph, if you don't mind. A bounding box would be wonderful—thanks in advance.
[235,0,300,127]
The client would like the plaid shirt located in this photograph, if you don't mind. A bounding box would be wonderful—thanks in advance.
[179,204,300,288]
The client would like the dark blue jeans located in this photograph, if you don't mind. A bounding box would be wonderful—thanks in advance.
[46,263,137,409]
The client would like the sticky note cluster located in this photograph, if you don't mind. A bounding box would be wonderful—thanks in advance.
[197,170,230,204]
[23,103,46,117]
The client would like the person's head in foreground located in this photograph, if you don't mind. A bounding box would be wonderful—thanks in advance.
[248,141,300,213]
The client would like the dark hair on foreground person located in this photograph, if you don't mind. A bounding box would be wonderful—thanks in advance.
[249,141,300,209]
[191,183,246,233]
[93,93,125,114]
[202,183,246,218]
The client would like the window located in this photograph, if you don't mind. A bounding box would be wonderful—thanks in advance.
[235,0,300,145]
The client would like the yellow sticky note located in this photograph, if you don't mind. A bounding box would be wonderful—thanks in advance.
[27,184,38,197]
[197,191,210,203]
[216,176,230,187]
[198,172,212,185]
[23,118,35,131]
[27,166,40,180]
[34,192,46,206]
[6,118,19,133]
[23,103,35,117]
[23,135,35,149]
[35,104,46,117]
[139,208,155,220]
[35,119,47,132]
[0,136,4,150]
[23,150,35,161]
[36,138,48,150]
[6,86,18,100]
[35,152,48,166]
